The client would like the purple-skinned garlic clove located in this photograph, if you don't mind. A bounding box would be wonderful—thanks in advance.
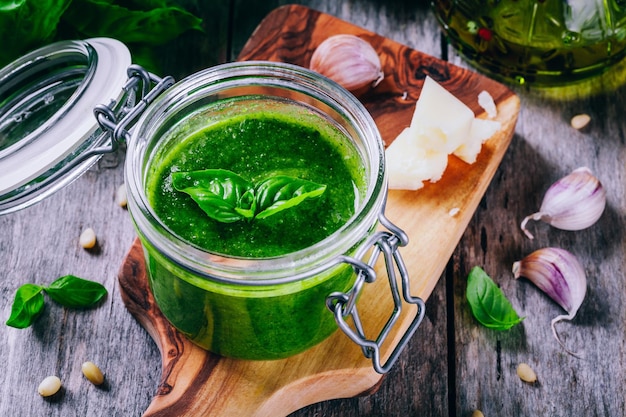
[310,34,384,92]
[521,167,606,239]
[512,247,587,357]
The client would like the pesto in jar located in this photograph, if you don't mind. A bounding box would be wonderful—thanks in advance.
[142,96,367,359]
[147,97,363,257]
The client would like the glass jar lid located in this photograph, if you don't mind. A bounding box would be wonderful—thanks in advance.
[0,37,131,214]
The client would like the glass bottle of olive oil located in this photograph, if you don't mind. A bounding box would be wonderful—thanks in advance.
[433,0,626,86]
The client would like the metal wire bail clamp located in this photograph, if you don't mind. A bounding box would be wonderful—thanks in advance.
[92,65,175,156]
[326,200,426,374]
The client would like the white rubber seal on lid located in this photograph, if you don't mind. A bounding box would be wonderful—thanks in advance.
[0,37,130,204]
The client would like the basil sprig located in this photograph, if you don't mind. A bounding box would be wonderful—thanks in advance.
[6,276,108,329]
[172,169,327,223]
[466,266,524,331]
[0,0,204,70]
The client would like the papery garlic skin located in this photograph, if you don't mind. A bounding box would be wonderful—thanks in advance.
[310,34,384,92]
[521,167,606,239]
[513,247,587,356]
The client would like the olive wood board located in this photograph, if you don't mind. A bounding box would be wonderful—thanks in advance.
[117,4,520,416]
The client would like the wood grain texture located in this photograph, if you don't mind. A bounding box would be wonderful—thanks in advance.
[115,5,519,416]
[1,1,624,416]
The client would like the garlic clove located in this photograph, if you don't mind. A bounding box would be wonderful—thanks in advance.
[521,167,606,239]
[512,247,587,357]
[310,34,383,92]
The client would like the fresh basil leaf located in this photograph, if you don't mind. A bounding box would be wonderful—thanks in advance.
[172,169,256,223]
[61,1,203,46]
[0,0,72,67]
[123,0,167,9]
[466,266,523,331]
[0,0,26,12]
[6,284,45,329]
[44,275,107,308]
[255,175,327,220]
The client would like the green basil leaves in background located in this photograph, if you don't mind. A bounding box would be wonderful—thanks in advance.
[0,0,203,69]
[6,275,107,329]
[466,266,523,331]
[61,1,202,46]
[172,169,327,223]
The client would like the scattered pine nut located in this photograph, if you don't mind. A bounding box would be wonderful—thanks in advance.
[516,362,537,383]
[81,361,105,385]
[570,114,590,130]
[115,184,128,208]
[79,228,97,249]
[38,375,62,397]
[471,410,485,417]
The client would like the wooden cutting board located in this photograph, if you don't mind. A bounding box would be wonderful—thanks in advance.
[117,5,520,416]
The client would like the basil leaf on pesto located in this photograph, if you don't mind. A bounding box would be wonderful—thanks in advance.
[44,275,108,308]
[466,266,524,331]
[255,175,327,219]
[172,169,327,223]
[172,169,256,223]
[5,284,45,329]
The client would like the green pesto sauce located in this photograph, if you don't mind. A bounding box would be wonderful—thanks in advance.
[143,97,365,359]
[147,99,364,258]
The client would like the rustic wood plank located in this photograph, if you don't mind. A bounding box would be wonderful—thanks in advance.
[450,89,626,417]
[0,152,158,416]
[1,1,624,416]
[443,19,626,417]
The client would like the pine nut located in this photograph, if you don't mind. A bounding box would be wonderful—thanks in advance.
[570,113,590,130]
[82,361,105,385]
[38,375,62,397]
[79,227,97,249]
[115,184,128,208]
[471,410,485,417]
[516,362,537,383]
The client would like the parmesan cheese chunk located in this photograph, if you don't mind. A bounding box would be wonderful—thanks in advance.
[386,76,501,190]
[410,76,475,154]
[453,118,501,164]
[386,127,448,190]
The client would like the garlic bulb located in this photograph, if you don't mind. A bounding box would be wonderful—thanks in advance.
[512,247,587,357]
[310,34,384,92]
[521,167,606,239]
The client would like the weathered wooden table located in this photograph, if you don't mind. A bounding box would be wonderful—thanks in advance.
[1,1,624,416]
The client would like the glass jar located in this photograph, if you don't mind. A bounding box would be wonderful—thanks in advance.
[0,41,424,372]
[433,0,626,86]
[124,61,423,368]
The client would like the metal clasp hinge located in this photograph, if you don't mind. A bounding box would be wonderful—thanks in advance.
[90,65,175,157]
[326,209,426,374]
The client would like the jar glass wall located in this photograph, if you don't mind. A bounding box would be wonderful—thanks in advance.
[125,61,387,359]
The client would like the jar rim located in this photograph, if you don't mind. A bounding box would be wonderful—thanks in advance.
[126,61,387,285]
